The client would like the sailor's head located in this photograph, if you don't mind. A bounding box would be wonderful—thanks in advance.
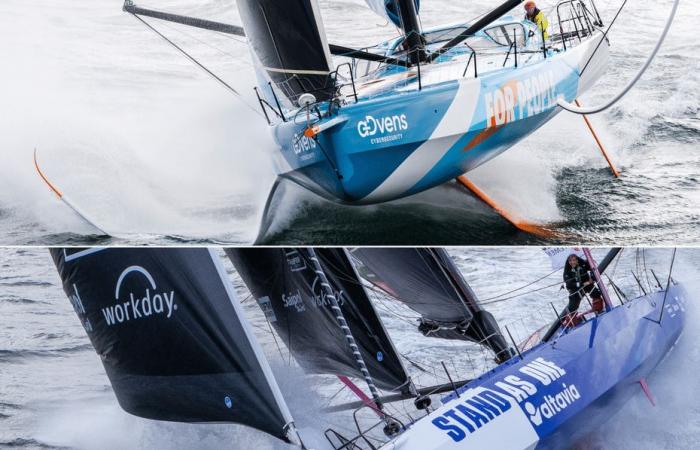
[567,254,579,268]
[524,1,536,14]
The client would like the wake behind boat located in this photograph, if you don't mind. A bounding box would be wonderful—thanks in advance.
[51,247,687,449]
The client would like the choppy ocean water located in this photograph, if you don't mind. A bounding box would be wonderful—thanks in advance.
[0,247,697,449]
[0,0,698,245]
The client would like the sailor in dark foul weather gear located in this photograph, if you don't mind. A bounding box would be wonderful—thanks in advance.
[563,254,605,320]
[524,1,549,40]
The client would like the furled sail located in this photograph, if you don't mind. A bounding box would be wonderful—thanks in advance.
[226,248,411,393]
[51,248,298,444]
[365,0,425,63]
[353,248,512,362]
[364,0,421,28]
[236,0,336,106]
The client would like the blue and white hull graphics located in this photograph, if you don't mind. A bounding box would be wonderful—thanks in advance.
[381,283,688,450]
[270,30,609,204]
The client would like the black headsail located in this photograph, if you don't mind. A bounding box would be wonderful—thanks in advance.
[226,248,411,394]
[51,248,300,444]
[236,0,336,107]
[353,248,513,362]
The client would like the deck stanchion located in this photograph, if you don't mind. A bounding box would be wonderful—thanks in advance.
[550,302,562,321]
[631,271,648,295]
[541,27,547,59]
[441,361,460,398]
[514,28,518,67]
[606,275,627,305]
[650,269,663,289]
[504,326,522,360]
[416,51,422,91]
[655,249,677,323]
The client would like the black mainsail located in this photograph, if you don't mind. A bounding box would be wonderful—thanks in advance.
[353,248,513,362]
[226,248,412,394]
[236,0,336,106]
[51,248,300,444]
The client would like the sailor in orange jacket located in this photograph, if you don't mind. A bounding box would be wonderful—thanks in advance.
[524,1,549,40]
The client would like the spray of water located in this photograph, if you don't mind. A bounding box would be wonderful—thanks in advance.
[589,251,700,449]
[0,0,276,242]
[33,360,341,450]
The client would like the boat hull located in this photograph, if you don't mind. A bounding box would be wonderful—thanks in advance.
[270,31,609,204]
[382,282,688,450]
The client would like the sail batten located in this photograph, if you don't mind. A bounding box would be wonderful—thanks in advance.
[51,248,297,443]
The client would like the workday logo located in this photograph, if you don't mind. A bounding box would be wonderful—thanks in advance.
[357,114,408,138]
[523,383,581,426]
[101,266,178,326]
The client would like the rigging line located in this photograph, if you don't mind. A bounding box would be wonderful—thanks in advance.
[128,13,264,118]
[373,299,417,324]
[239,292,254,304]
[479,267,561,301]
[580,0,629,77]
[478,280,565,305]
[265,315,286,362]
[366,292,414,318]
[373,301,421,327]
[642,249,653,293]
[558,0,680,114]
[154,17,243,61]
[609,248,623,280]
[324,384,350,409]
[480,271,611,306]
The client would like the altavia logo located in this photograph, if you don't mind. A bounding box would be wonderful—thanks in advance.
[102,266,178,326]
[357,114,408,138]
[524,383,581,426]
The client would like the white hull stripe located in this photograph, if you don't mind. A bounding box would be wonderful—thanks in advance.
[362,79,481,203]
